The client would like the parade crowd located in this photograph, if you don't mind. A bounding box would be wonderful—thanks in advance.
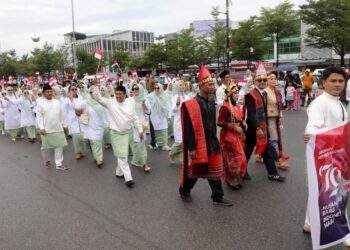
[0,63,348,205]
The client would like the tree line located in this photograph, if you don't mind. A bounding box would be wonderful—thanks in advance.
[1,0,350,79]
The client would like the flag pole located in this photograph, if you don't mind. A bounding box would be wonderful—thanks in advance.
[96,58,101,76]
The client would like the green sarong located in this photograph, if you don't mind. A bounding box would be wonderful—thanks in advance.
[168,118,174,137]
[41,132,67,149]
[129,134,147,167]
[8,128,20,138]
[111,130,130,158]
[72,133,86,154]
[103,128,111,144]
[90,140,103,161]
[25,126,36,139]
[169,142,183,158]
[155,129,168,147]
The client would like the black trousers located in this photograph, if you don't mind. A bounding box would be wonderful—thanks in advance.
[245,135,279,176]
[182,178,224,200]
[149,117,156,147]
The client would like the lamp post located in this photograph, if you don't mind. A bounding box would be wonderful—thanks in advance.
[71,0,77,77]
[225,0,230,70]
[249,47,254,69]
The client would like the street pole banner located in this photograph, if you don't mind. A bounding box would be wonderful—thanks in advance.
[307,122,350,249]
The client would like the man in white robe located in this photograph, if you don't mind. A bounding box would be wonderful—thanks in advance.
[95,85,143,188]
[36,84,68,170]
[216,70,231,109]
[303,66,350,248]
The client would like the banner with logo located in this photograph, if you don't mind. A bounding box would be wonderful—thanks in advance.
[307,122,350,249]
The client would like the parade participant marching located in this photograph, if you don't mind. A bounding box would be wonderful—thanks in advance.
[36,84,69,170]
[0,91,6,135]
[95,85,143,188]
[303,67,350,249]
[80,87,108,167]
[169,80,189,165]
[244,63,286,182]
[64,85,86,160]
[147,83,170,151]
[179,65,232,206]
[3,86,22,141]
[217,82,247,190]
[19,90,36,143]
[128,83,152,172]
[100,85,112,149]
[265,72,289,169]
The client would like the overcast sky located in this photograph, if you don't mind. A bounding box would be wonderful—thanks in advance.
[0,0,306,56]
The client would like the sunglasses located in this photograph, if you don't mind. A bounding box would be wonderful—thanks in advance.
[153,87,160,90]
[257,79,268,83]
[78,86,84,89]
[71,88,77,91]
[132,88,139,91]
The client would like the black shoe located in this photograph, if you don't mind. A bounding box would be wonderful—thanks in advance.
[125,180,135,188]
[179,187,192,202]
[115,175,124,179]
[243,173,252,181]
[228,183,242,191]
[213,198,233,207]
[268,175,286,182]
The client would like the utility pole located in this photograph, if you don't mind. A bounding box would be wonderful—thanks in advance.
[71,0,77,77]
[225,0,230,70]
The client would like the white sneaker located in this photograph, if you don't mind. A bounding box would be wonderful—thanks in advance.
[161,146,171,151]
[11,138,16,141]
[1,131,4,135]
[56,165,69,171]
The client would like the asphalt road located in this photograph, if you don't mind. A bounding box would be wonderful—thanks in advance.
[0,109,345,250]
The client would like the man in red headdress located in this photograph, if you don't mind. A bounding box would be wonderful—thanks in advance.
[179,65,232,206]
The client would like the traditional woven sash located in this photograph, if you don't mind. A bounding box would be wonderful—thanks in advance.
[249,90,268,154]
[180,98,208,187]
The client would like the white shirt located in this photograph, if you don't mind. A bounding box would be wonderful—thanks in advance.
[305,91,348,133]
[346,79,350,101]
[98,97,142,134]
[216,84,227,108]
[36,98,67,133]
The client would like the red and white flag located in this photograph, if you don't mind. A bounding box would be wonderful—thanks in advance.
[35,71,40,76]
[48,76,57,86]
[95,49,103,60]
[130,69,138,78]
[112,60,119,67]
[8,75,14,81]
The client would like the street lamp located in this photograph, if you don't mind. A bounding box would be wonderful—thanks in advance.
[249,47,254,69]
[217,0,231,70]
[71,0,77,77]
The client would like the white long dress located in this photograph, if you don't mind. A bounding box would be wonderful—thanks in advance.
[63,96,85,135]
[4,95,21,130]
[19,97,36,127]
[171,94,189,143]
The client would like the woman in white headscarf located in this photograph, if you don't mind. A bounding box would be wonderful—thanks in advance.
[3,86,22,141]
[19,89,36,142]
[128,83,151,172]
[80,86,108,167]
[99,85,112,149]
[147,84,170,150]
[64,85,86,160]
[0,91,6,135]
[169,80,189,164]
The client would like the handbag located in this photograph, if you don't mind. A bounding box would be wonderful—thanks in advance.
[79,111,89,125]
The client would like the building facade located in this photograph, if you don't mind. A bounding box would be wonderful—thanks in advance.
[64,30,154,66]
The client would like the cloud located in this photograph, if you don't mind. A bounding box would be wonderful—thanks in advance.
[0,0,306,56]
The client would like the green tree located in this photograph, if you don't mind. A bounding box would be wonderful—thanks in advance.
[31,42,62,77]
[166,29,196,70]
[300,0,350,66]
[210,6,228,71]
[258,1,299,66]
[232,16,267,68]
[193,37,213,67]
[112,48,130,71]
[0,50,18,78]
[76,48,97,77]
[142,42,167,69]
